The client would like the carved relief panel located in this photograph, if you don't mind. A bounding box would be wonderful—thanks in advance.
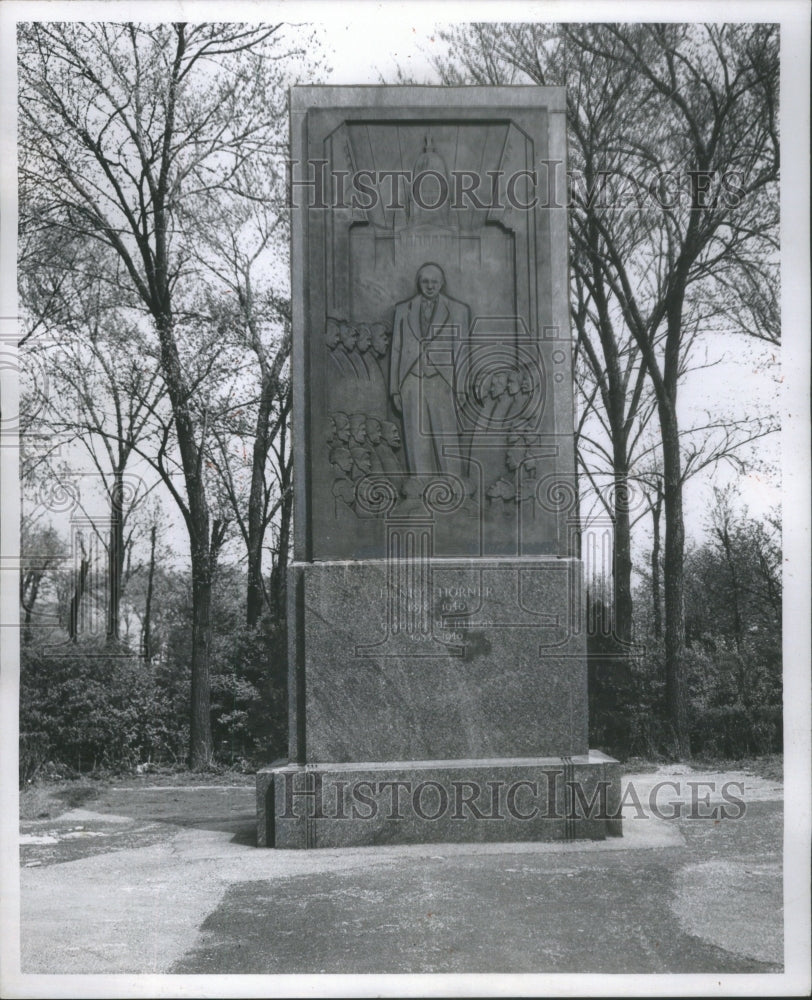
[292,96,574,560]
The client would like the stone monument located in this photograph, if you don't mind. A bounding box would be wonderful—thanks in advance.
[257,87,621,847]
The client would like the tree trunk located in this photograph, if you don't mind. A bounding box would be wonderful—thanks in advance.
[154,312,215,767]
[245,326,291,628]
[267,450,293,712]
[571,446,583,561]
[188,543,214,768]
[21,570,44,644]
[107,469,124,642]
[23,598,36,644]
[651,491,662,639]
[269,480,293,624]
[68,553,91,641]
[660,404,689,759]
[583,208,635,649]
[143,523,157,662]
[611,443,633,646]
[245,547,264,629]
[718,523,744,652]
[246,373,275,628]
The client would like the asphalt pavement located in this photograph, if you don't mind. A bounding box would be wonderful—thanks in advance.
[14,766,784,977]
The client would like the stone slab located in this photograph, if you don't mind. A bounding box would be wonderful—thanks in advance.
[290,86,576,563]
[258,752,621,848]
[289,557,588,764]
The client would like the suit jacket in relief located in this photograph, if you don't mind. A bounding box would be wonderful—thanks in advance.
[389,292,471,398]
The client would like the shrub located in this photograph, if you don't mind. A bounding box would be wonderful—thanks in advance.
[20,638,186,782]
[690,704,782,757]
[19,730,50,785]
[588,629,782,761]
[209,618,288,766]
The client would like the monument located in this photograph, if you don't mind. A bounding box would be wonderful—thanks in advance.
[257,87,622,847]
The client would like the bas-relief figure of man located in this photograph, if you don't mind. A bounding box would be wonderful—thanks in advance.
[350,446,373,480]
[336,322,359,372]
[329,445,356,508]
[369,323,390,366]
[326,319,355,379]
[363,417,386,473]
[326,323,365,411]
[389,262,469,478]
[348,413,367,447]
[377,420,404,475]
[357,322,389,413]
[332,411,351,444]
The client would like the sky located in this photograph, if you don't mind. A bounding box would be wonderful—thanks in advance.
[319,16,444,84]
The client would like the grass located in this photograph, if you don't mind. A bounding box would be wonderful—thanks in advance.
[19,769,256,822]
[620,753,783,781]
[53,784,101,809]
[19,780,101,821]
[691,753,783,782]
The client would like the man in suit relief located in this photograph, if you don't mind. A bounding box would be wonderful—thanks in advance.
[389,263,469,477]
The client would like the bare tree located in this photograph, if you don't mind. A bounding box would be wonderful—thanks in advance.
[634,404,776,645]
[18,21,319,766]
[20,522,65,644]
[21,243,164,642]
[426,25,666,650]
[191,155,294,628]
[432,22,779,756]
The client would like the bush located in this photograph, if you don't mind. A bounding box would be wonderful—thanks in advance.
[588,624,668,760]
[19,562,290,779]
[690,704,782,757]
[19,730,50,785]
[20,638,186,782]
[588,629,782,761]
[209,617,288,767]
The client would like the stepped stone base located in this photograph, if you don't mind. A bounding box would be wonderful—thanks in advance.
[257,752,622,849]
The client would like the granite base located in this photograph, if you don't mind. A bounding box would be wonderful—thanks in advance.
[257,752,622,848]
[290,558,589,763]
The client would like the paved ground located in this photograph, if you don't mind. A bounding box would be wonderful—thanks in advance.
[14,765,784,976]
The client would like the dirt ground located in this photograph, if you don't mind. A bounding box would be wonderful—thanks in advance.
[11,759,789,980]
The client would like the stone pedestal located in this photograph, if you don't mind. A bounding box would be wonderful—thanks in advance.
[258,753,622,848]
[258,86,621,847]
[290,558,588,763]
